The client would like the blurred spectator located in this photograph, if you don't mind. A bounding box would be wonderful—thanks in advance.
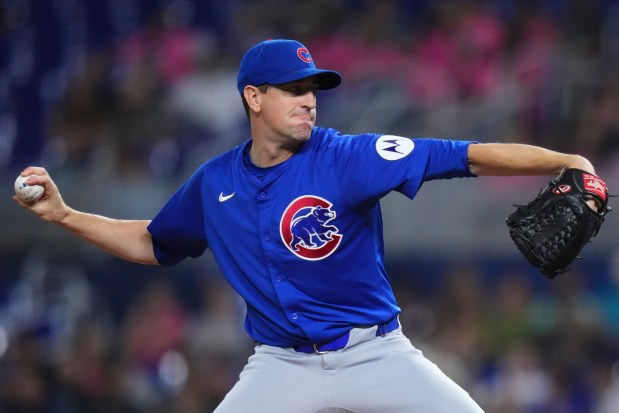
[187,278,252,358]
[480,269,539,361]
[543,271,608,412]
[474,342,554,413]
[451,0,506,99]
[0,332,49,413]
[118,278,188,409]
[594,360,619,413]
[574,72,619,165]
[46,50,116,177]
[120,278,188,367]
[425,263,486,390]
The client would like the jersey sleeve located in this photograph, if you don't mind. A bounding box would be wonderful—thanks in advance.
[147,167,208,266]
[326,131,476,206]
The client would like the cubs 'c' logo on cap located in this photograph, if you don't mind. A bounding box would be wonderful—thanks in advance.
[280,195,342,260]
[297,47,312,63]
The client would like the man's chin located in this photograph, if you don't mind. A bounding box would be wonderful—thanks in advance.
[291,127,313,142]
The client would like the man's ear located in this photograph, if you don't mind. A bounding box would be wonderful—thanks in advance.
[243,85,262,114]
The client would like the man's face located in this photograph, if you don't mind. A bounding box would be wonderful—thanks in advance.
[259,77,319,143]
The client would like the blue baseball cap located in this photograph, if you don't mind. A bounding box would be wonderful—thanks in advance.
[237,39,342,95]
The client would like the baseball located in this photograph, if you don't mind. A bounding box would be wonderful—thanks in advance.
[14,174,44,202]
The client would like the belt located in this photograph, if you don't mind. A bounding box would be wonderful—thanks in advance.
[292,316,399,355]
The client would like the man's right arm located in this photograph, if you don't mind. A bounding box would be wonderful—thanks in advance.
[13,167,159,265]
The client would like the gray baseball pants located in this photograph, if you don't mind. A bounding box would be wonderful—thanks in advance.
[214,323,484,412]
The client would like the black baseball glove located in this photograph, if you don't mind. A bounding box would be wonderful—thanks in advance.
[506,168,611,278]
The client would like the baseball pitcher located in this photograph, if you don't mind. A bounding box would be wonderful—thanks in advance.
[14,39,609,412]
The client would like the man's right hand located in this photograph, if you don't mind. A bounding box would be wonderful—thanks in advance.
[13,166,72,223]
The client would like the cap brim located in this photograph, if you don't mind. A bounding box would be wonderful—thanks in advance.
[268,68,342,90]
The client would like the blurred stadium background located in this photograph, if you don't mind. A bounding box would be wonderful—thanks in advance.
[1,0,619,412]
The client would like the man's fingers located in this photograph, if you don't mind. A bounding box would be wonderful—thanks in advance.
[22,166,47,174]
[24,174,49,187]
[19,166,52,188]
[21,166,49,179]
[586,198,601,212]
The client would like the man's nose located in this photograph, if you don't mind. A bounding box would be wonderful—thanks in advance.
[301,91,317,109]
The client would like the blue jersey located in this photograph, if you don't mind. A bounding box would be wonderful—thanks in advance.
[147,127,476,346]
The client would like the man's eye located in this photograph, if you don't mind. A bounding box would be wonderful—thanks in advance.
[292,87,310,95]
[281,84,317,95]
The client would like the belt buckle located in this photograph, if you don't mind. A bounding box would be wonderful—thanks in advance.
[312,343,329,355]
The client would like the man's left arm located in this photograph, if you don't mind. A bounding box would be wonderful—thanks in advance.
[467,143,595,176]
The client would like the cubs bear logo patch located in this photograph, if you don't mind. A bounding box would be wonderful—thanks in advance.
[280,195,343,260]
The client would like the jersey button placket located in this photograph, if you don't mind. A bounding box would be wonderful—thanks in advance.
[256,188,286,300]
[257,190,271,245]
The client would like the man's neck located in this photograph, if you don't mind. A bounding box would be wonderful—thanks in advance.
[249,142,297,168]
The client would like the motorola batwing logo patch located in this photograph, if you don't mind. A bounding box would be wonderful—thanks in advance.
[375,135,414,160]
